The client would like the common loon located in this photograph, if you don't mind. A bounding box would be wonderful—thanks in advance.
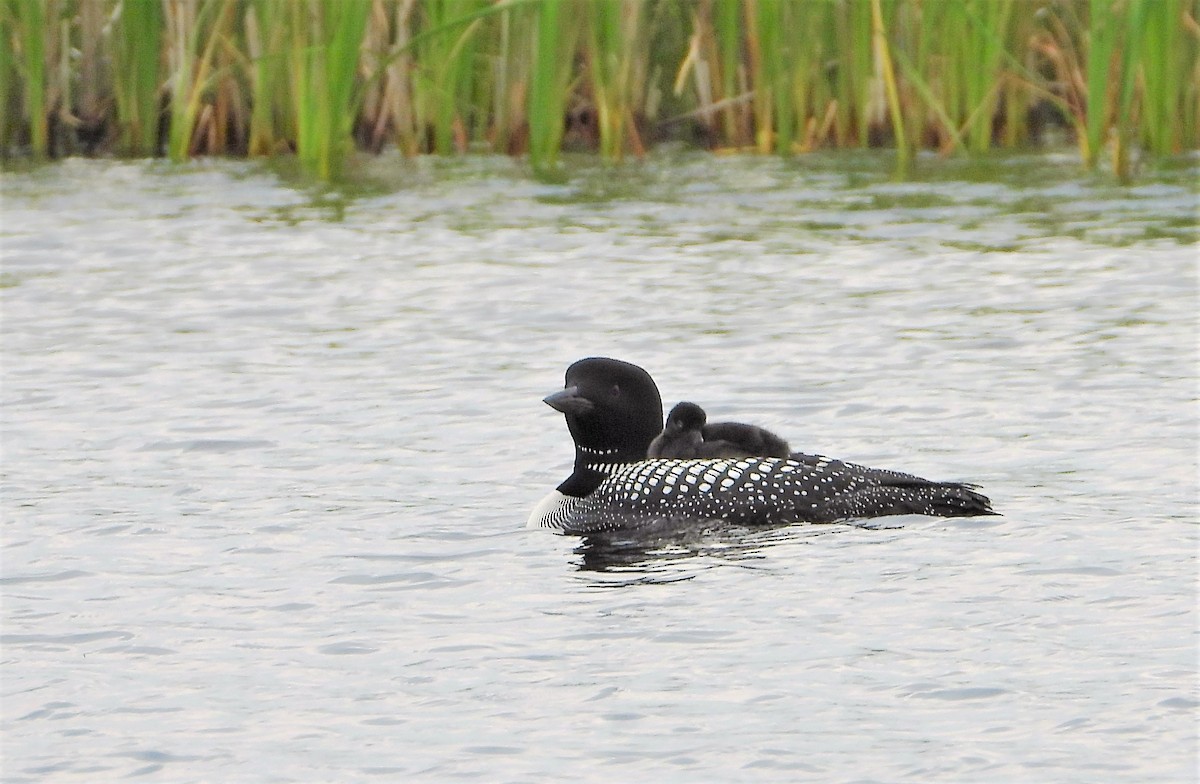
[648,401,791,459]
[527,357,995,534]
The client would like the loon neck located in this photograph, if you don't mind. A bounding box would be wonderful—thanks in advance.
[556,444,642,498]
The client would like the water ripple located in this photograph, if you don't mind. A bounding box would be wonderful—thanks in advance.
[1,154,1195,784]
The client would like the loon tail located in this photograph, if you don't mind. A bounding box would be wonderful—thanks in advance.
[918,482,996,517]
[884,480,996,518]
[823,479,997,520]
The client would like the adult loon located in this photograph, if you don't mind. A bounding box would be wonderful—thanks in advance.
[527,358,995,534]
[648,401,792,459]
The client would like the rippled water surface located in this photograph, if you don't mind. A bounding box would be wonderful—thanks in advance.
[2,153,1197,782]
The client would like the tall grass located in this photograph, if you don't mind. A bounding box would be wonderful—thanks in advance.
[745,0,782,154]
[834,0,874,149]
[414,0,484,155]
[165,0,239,162]
[1084,0,1117,167]
[1,0,1196,180]
[584,0,649,160]
[112,0,164,156]
[7,0,48,157]
[951,0,1014,154]
[245,0,292,157]
[0,6,13,152]
[712,0,746,147]
[871,0,909,168]
[528,0,577,172]
[1138,0,1182,157]
[291,0,372,179]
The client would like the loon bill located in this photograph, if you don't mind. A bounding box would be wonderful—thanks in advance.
[528,357,995,534]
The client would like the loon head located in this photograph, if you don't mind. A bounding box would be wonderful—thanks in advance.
[544,357,664,477]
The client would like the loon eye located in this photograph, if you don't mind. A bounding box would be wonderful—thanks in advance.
[609,384,621,398]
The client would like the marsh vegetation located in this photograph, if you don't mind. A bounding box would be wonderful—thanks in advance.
[2,0,1196,179]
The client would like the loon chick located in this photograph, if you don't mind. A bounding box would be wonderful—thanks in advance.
[528,357,995,534]
[648,401,791,459]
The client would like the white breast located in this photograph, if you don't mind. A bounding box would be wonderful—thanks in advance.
[526,490,571,529]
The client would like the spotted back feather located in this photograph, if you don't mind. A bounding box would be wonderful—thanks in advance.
[532,454,992,534]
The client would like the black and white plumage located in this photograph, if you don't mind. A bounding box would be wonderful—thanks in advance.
[528,357,995,534]
[648,401,791,459]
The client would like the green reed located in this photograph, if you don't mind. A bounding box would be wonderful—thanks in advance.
[1138,0,1181,157]
[711,0,745,146]
[0,4,19,155]
[528,0,577,172]
[584,0,647,160]
[1,0,1196,181]
[1084,0,1116,167]
[389,0,531,155]
[166,0,239,162]
[785,1,830,153]
[1110,0,1146,180]
[746,0,779,153]
[290,0,371,179]
[960,0,1015,154]
[871,0,909,168]
[416,0,483,155]
[902,0,1017,155]
[1127,0,1200,163]
[834,0,874,148]
[246,0,293,157]
[109,0,163,156]
[7,0,47,157]
[488,5,532,156]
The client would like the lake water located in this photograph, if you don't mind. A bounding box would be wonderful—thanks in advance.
[2,152,1197,782]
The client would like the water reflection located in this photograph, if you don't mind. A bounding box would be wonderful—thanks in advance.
[571,521,895,583]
